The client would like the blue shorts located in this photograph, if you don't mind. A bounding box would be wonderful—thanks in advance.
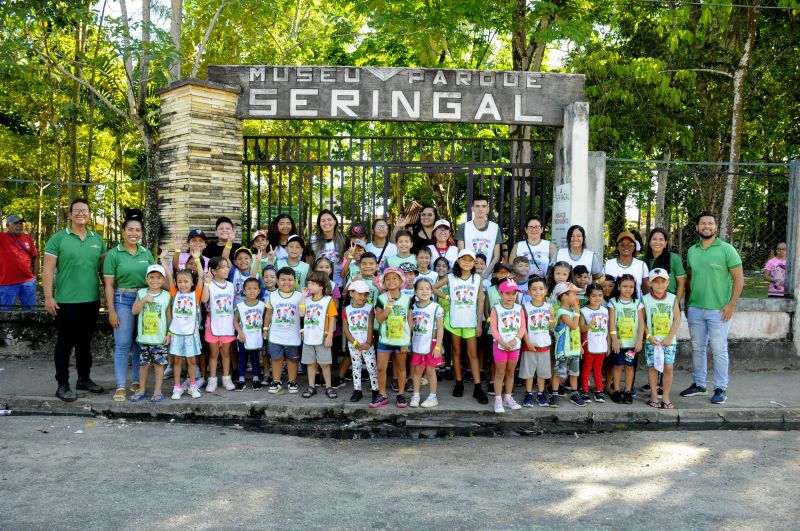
[267,342,300,362]
[645,344,677,367]
[376,342,408,355]
[169,332,202,358]
[611,349,638,367]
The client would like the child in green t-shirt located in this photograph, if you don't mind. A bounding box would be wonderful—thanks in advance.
[130,264,172,403]
[551,282,585,408]
[608,274,645,405]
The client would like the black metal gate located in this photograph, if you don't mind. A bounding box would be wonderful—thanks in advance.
[242,135,553,245]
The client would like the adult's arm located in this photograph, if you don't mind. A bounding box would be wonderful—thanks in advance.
[591,252,603,280]
[42,254,58,316]
[455,223,465,250]
[31,242,40,277]
[723,266,744,322]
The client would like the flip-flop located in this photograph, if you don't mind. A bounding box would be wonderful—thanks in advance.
[646,399,661,409]
[130,393,148,403]
[660,401,675,409]
[113,388,126,402]
[150,393,163,403]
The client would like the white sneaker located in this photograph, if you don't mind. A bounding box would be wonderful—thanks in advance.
[171,387,184,400]
[163,366,173,379]
[409,395,421,408]
[503,395,522,410]
[421,377,429,386]
[493,397,505,414]
[206,377,218,393]
[195,377,205,389]
[420,396,438,408]
[222,375,235,391]
[189,385,201,399]
[180,378,190,391]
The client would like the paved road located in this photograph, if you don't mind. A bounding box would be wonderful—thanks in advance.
[2,416,798,530]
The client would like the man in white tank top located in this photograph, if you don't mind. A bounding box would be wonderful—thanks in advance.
[456,194,502,279]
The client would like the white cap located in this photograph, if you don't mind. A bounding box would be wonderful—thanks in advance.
[146,264,166,277]
[347,280,370,294]
[649,268,670,282]
[433,219,451,230]
[553,281,580,298]
[457,248,476,260]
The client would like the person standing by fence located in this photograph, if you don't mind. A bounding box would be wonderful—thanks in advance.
[0,214,39,311]
[764,242,787,298]
[43,198,106,402]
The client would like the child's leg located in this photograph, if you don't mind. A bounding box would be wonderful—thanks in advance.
[172,357,183,388]
[648,367,659,402]
[662,365,674,403]
[153,363,165,396]
[338,355,351,379]
[348,345,363,391]
[580,356,591,392]
[287,360,298,382]
[208,343,220,378]
[612,365,622,391]
[426,365,438,395]
[377,351,390,395]
[451,335,463,381]
[395,352,407,393]
[504,359,518,396]
[568,374,579,392]
[494,360,507,396]
[306,362,317,389]
[320,363,332,388]
[186,356,197,385]
[138,363,150,393]
[412,362,423,394]
[237,342,248,381]
[199,341,208,378]
[465,337,481,384]
[592,355,604,393]
[363,347,378,391]
[219,343,230,376]
[249,349,261,381]
[271,357,284,382]
[624,366,634,392]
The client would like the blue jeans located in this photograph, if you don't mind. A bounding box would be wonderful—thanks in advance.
[687,307,732,391]
[0,278,37,311]
[112,290,141,388]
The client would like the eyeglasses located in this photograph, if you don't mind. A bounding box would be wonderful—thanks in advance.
[435,227,450,232]
[421,212,435,217]
[71,209,90,214]
[374,225,388,230]
[527,225,542,230]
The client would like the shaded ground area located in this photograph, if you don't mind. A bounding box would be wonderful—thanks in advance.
[1,416,798,530]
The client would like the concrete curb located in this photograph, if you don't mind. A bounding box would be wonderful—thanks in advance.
[3,395,798,434]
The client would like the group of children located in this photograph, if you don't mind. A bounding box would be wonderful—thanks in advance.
[126,221,681,413]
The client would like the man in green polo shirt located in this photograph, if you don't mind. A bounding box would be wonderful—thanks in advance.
[681,211,743,405]
[43,198,107,401]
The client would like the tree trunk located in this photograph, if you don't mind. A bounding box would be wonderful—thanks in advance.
[720,8,758,240]
[169,0,183,82]
[143,140,160,251]
[654,150,671,228]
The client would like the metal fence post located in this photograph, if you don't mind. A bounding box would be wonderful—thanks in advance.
[787,160,799,354]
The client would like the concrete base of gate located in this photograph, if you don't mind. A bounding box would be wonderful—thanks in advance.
[2,359,797,435]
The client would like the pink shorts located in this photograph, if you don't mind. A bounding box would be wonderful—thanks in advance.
[204,318,236,345]
[493,343,520,364]
[411,340,443,368]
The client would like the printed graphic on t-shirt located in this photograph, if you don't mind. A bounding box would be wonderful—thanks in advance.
[589,312,607,333]
[498,312,521,335]
[241,306,264,330]
[453,285,476,305]
[142,302,164,336]
[528,310,549,331]
[412,312,431,334]
[305,303,323,328]
[174,295,195,316]
[213,293,232,316]
[274,304,297,324]
[348,308,370,332]
[471,237,491,257]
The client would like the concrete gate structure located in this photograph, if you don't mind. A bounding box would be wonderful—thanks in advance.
[157,66,600,254]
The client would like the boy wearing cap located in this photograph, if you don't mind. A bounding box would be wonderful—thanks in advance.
[372,267,413,408]
[552,282,586,407]
[343,279,379,403]
[130,265,172,402]
[641,268,681,409]
[171,229,208,280]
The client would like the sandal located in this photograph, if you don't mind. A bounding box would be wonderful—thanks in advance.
[129,382,140,394]
[302,386,317,399]
[325,387,337,399]
[646,399,661,409]
[150,393,163,403]
[660,401,675,409]
[130,393,147,403]
[113,388,126,402]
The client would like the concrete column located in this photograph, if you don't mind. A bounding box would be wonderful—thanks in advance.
[788,160,800,357]
[587,151,606,256]
[552,102,593,252]
[157,79,243,247]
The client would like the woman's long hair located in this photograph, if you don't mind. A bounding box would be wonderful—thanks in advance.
[313,209,347,258]
[267,214,298,250]
[645,228,671,274]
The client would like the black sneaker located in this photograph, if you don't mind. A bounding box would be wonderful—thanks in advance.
[76,378,105,394]
[711,388,727,405]
[611,391,623,403]
[640,383,651,392]
[371,389,380,402]
[473,383,488,405]
[350,390,363,403]
[487,384,496,396]
[623,391,633,404]
[252,380,263,390]
[570,391,587,407]
[453,380,464,397]
[580,391,592,402]
[557,387,568,397]
[287,380,299,394]
[56,384,77,402]
[234,380,246,391]
[395,394,407,408]
[594,392,605,403]
[332,375,347,389]
[391,378,399,393]
[549,394,560,408]
[680,383,708,397]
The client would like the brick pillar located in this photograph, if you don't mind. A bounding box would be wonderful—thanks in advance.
[157,79,243,247]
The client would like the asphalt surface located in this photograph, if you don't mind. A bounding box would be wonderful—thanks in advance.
[1,415,798,530]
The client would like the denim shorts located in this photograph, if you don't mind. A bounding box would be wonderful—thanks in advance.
[376,342,408,355]
[611,349,639,367]
[169,333,202,358]
[139,344,169,366]
[267,342,300,362]
[645,343,677,367]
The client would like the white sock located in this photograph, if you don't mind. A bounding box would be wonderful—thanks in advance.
[413,392,420,400]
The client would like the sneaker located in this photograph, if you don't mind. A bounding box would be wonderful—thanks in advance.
[369,393,389,408]
[556,387,568,397]
[611,391,623,403]
[56,384,77,402]
[189,385,201,399]
[487,385,496,396]
[623,391,633,405]
[549,394,560,408]
[580,391,592,403]
[473,383,489,405]
[206,377,218,393]
[680,383,708,397]
[711,388,727,405]
[409,395,420,408]
[537,393,550,407]
[234,380,246,392]
[75,378,105,394]
[287,380,299,394]
[503,395,522,410]
[391,379,399,393]
[522,392,534,408]
[570,391,586,407]
[493,397,505,414]
[452,380,464,397]
[163,366,173,379]
[420,396,438,408]
[371,390,380,402]
[195,376,205,389]
[396,394,407,408]
[222,375,235,391]
[332,375,346,389]
[180,378,190,391]
[171,387,184,400]
[252,380,263,390]
[268,380,283,394]
[640,383,651,392]
[594,392,606,403]
[350,390,363,403]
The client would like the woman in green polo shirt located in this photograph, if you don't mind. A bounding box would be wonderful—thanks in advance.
[102,210,155,401]
[644,228,686,301]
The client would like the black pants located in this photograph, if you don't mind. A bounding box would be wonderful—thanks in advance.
[53,301,100,385]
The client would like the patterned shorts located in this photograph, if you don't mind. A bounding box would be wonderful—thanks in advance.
[139,344,169,366]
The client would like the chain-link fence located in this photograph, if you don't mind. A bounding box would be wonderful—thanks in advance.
[605,158,796,298]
